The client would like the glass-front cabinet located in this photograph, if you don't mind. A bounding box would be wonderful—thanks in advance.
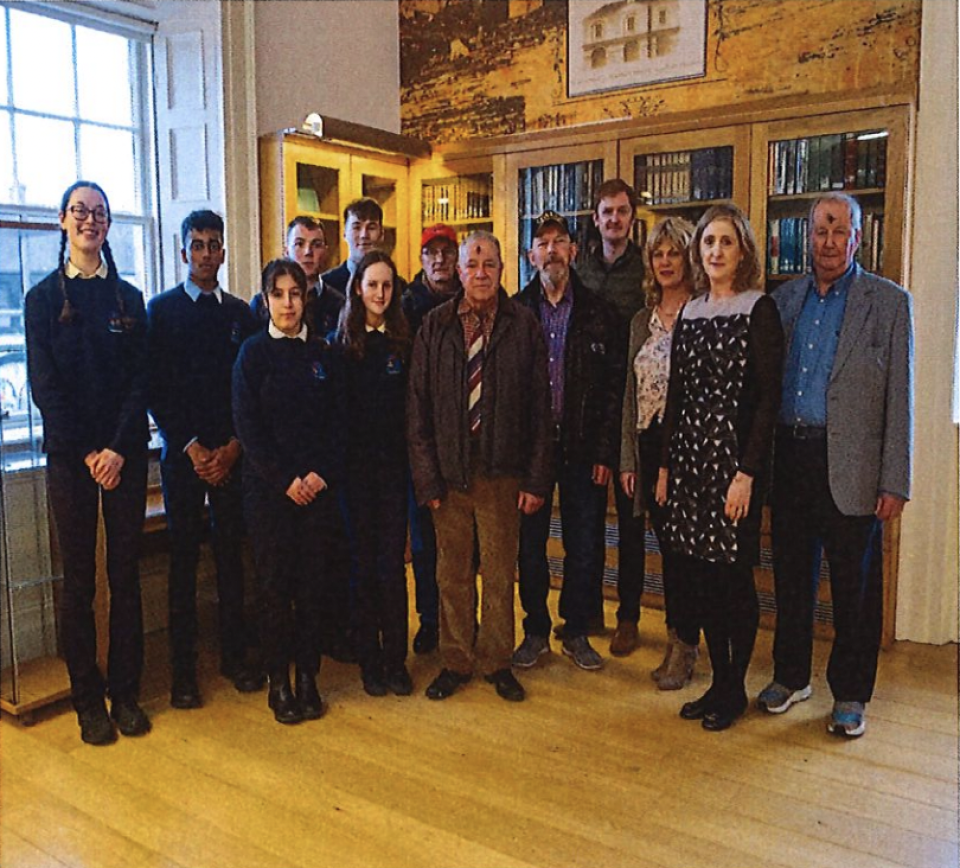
[259,133,413,280]
[619,125,751,249]
[0,218,69,723]
[504,142,617,294]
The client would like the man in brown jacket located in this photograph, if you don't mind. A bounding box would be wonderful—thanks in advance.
[408,230,552,703]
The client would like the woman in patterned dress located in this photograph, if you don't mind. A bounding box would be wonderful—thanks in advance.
[656,204,784,731]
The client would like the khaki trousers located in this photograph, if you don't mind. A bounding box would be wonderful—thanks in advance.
[433,471,521,676]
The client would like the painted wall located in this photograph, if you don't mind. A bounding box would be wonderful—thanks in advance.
[253,0,401,137]
[399,0,921,143]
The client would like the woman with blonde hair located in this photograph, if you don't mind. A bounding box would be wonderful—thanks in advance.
[656,204,783,731]
[618,217,700,689]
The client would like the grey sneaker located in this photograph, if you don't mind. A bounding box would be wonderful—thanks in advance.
[757,681,813,714]
[512,634,550,669]
[827,701,866,738]
[561,635,604,671]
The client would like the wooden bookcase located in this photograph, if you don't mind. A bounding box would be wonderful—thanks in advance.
[259,131,415,280]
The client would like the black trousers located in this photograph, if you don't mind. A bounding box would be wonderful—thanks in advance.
[343,466,409,672]
[46,451,148,711]
[160,452,247,675]
[771,430,884,702]
[622,421,699,644]
[245,484,341,676]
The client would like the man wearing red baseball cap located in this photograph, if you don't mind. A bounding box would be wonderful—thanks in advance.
[401,223,462,654]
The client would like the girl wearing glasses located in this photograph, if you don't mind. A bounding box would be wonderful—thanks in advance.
[24,181,151,745]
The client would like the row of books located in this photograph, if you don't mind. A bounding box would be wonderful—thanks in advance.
[766,212,885,275]
[768,132,887,196]
[421,176,492,224]
[519,161,605,217]
[634,146,734,205]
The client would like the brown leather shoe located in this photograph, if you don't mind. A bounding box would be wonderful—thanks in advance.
[658,640,698,690]
[609,620,639,657]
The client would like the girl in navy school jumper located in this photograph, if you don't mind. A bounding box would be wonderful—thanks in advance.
[232,259,344,725]
[335,251,413,698]
[24,181,151,746]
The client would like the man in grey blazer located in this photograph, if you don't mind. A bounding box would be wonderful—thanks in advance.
[757,192,913,738]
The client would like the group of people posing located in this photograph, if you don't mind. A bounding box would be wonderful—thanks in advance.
[25,177,912,746]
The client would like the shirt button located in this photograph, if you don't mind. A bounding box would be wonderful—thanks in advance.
[550,332,556,339]
[808,343,814,349]
[802,367,808,373]
[797,390,802,396]
[814,319,820,325]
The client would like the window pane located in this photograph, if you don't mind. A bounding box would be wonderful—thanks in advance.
[15,115,76,208]
[79,125,137,214]
[9,10,74,117]
[76,26,133,126]
[105,221,146,292]
[0,112,16,204]
[0,12,9,106]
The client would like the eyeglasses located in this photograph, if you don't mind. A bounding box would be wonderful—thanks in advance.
[67,204,109,224]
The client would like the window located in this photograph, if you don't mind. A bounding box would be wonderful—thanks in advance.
[0,3,156,461]
[625,15,636,33]
[624,41,640,62]
[590,47,607,69]
[591,22,603,40]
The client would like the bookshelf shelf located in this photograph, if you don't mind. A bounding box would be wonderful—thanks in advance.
[768,187,885,204]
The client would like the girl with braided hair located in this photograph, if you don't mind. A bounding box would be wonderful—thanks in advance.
[25,181,151,745]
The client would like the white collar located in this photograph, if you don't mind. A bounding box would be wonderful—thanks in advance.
[184,278,222,303]
[364,322,386,333]
[268,321,308,342]
[65,257,108,279]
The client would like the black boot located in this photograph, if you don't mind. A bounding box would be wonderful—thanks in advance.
[268,671,303,725]
[295,669,325,721]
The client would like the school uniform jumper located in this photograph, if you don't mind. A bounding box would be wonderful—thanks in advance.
[25,268,150,712]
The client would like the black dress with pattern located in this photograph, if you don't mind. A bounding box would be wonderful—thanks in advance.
[661,290,783,566]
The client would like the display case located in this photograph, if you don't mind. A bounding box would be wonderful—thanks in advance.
[504,142,618,293]
[750,106,909,291]
[619,125,751,246]
[0,219,69,723]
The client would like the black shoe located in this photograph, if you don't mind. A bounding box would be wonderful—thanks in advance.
[413,621,439,655]
[295,670,325,721]
[77,702,117,746]
[385,666,414,696]
[362,665,388,697]
[680,689,718,721]
[221,662,266,693]
[170,672,203,709]
[484,668,525,702]
[702,692,748,732]
[268,675,303,725]
[110,698,152,736]
[425,668,471,700]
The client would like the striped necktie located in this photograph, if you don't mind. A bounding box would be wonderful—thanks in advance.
[467,316,485,434]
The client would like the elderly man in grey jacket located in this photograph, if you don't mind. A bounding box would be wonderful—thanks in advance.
[758,192,914,739]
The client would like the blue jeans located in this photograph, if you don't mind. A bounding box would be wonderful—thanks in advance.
[518,459,608,639]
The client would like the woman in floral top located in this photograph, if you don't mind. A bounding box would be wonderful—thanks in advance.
[619,217,699,689]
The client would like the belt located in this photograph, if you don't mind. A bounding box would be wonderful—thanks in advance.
[779,424,826,440]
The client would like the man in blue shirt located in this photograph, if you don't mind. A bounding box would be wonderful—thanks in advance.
[513,212,621,673]
[148,210,262,709]
[759,192,914,738]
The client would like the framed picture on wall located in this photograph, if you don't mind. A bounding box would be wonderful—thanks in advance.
[567,0,708,97]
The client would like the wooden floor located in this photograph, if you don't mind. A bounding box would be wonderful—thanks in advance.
[2,577,957,868]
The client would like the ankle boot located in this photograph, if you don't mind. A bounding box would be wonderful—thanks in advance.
[651,628,677,681]
[658,639,699,691]
[268,672,303,725]
[295,669,325,721]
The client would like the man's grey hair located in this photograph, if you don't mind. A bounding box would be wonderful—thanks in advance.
[459,229,502,266]
[809,191,863,233]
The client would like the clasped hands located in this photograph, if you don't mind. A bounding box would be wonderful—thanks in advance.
[84,448,124,490]
[187,439,241,486]
[655,467,753,525]
[286,472,327,506]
